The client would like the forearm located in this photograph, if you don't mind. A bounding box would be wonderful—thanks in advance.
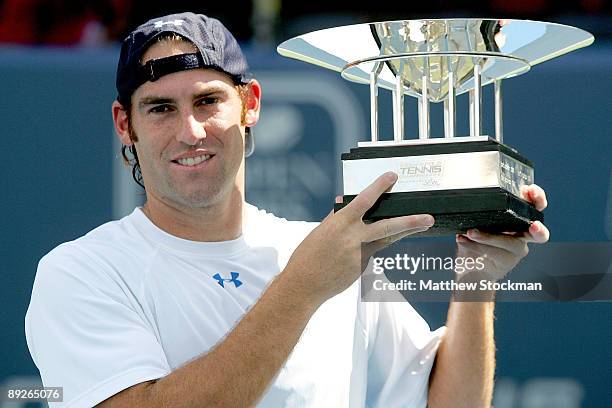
[428,298,496,408]
[100,267,324,407]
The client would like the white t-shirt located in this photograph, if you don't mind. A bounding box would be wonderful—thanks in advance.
[25,204,445,408]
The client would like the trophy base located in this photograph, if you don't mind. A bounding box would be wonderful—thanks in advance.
[334,187,543,236]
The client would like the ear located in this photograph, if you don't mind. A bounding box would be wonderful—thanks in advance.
[243,79,262,127]
[112,100,133,146]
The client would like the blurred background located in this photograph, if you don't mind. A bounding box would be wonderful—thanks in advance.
[1,1,611,407]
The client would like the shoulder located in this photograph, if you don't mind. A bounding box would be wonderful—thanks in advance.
[244,203,319,240]
[36,209,155,295]
[243,203,320,254]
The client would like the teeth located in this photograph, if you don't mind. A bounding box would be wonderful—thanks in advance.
[177,154,210,166]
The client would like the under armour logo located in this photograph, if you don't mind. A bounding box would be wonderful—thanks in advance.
[153,19,185,28]
[212,272,243,288]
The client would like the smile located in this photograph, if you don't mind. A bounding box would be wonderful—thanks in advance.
[174,154,212,167]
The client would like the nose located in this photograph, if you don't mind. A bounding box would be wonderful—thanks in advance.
[177,112,206,146]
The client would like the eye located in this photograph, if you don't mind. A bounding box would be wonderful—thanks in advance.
[148,104,174,114]
[197,97,219,106]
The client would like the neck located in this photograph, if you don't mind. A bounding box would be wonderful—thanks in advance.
[142,184,245,243]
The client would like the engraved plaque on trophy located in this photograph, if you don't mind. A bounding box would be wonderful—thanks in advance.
[278,19,593,235]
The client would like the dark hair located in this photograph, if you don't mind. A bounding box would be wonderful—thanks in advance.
[118,33,252,190]
[120,108,145,189]
[122,145,145,189]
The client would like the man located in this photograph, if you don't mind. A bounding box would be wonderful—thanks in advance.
[25,12,549,408]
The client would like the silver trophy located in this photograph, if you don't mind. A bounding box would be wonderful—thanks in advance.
[278,19,593,235]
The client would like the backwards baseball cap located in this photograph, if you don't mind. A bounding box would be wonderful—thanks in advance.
[116,12,251,106]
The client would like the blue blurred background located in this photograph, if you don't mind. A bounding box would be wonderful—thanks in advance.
[1,1,611,407]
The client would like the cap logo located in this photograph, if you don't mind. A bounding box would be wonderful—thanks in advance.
[153,19,185,28]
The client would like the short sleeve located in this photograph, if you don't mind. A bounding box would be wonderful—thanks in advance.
[25,245,171,408]
[365,301,446,408]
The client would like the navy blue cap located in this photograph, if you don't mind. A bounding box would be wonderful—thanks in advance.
[116,12,251,106]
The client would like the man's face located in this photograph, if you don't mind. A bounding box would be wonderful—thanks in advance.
[116,41,260,210]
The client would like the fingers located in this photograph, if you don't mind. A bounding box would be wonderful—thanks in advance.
[524,221,550,243]
[368,225,432,254]
[365,215,435,255]
[456,235,514,262]
[457,219,549,256]
[366,214,435,242]
[520,184,548,211]
[341,172,398,220]
[459,229,529,258]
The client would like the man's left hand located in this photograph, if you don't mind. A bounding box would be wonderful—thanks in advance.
[455,184,550,284]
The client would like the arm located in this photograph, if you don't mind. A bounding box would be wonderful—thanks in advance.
[428,297,496,408]
[99,172,435,408]
[428,185,550,408]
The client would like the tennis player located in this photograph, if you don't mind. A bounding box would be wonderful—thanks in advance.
[25,12,549,408]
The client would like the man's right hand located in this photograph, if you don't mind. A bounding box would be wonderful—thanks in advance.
[286,171,435,303]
